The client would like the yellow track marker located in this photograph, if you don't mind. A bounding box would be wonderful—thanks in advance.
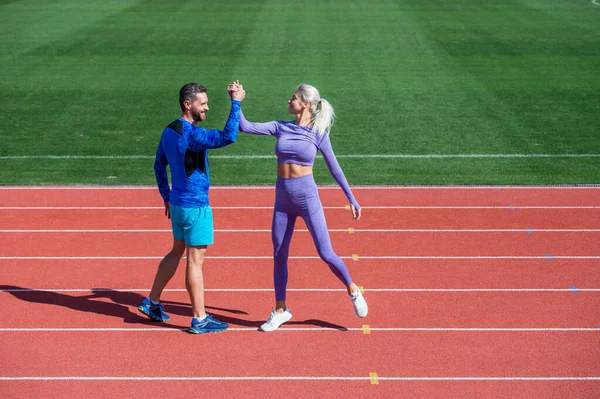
[348,227,355,234]
[358,285,364,294]
[369,372,379,385]
[362,324,371,335]
[345,205,351,210]
[352,254,359,261]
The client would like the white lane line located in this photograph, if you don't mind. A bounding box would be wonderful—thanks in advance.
[0,327,597,332]
[0,206,166,210]
[1,256,599,260]
[0,376,597,381]
[2,229,599,233]
[3,288,600,293]
[2,206,599,210]
[0,229,172,233]
[354,206,600,209]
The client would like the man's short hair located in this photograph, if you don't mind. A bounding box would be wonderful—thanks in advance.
[179,83,207,111]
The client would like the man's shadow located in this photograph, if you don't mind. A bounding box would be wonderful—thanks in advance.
[0,285,348,331]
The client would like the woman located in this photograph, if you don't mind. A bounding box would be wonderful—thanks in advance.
[232,81,368,332]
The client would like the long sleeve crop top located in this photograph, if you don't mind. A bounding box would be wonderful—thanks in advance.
[239,110,360,209]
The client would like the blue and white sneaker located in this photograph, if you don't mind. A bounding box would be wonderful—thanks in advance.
[188,314,229,334]
[138,298,170,322]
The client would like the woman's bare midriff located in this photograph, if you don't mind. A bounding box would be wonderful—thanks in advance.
[278,162,313,178]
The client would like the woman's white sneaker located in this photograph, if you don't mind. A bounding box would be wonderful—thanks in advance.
[259,308,292,332]
[349,286,368,317]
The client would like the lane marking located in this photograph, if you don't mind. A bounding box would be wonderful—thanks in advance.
[2,256,599,260]
[546,254,554,261]
[2,228,599,233]
[369,372,379,384]
[570,286,580,294]
[2,287,600,294]
[362,325,371,335]
[3,288,600,293]
[3,206,599,210]
[0,376,599,381]
[352,254,359,261]
[0,327,598,332]
[525,228,533,234]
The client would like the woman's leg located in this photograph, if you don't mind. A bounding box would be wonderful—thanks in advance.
[260,206,296,332]
[303,203,354,288]
[271,207,297,309]
[303,202,368,316]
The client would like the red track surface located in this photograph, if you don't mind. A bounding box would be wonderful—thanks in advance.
[1,186,599,398]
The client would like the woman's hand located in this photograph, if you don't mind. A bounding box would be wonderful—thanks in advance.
[228,80,240,91]
[351,204,361,221]
[227,80,245,101]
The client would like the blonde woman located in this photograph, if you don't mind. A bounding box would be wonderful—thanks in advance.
[232,82,368,332]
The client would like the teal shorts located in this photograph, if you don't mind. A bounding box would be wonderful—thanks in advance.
[170,204,214,246]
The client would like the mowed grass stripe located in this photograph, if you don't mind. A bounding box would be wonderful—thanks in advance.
[0,0,598,185]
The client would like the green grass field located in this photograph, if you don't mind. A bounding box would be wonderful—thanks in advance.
[1,0,598,186]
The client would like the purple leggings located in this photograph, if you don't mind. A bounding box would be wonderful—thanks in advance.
[272,174,353,301]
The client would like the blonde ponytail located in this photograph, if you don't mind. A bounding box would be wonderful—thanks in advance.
[296,83,336,137]
[312,98,335,137]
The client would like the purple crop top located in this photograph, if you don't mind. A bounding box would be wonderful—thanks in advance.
[239,110,360,209]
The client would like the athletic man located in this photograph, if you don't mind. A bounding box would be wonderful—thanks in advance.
[138,82,245,334]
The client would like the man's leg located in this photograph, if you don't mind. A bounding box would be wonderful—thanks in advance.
[182,206,228,334]
[185,245,207,318]
[148,239,186,302]
[186,245,228,334]
[138,239,186,321]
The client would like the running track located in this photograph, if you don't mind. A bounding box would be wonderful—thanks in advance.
[1,186,599,398]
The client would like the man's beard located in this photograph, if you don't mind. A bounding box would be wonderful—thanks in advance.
[191,110,205,122]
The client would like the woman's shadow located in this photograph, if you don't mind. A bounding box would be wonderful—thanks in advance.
[0,285,348,331]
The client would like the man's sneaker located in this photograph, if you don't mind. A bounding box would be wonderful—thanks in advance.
[188,314,229,334]
[349,286,368,317]
[259,308,292,332]
[138,298,170,322]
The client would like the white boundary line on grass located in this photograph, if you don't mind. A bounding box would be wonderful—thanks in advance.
[0,376,599,381]
[593,0,600,7]
[1,186,600,190]
[1,153,600,160]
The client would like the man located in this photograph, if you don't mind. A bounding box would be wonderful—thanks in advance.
[138,81,245,334]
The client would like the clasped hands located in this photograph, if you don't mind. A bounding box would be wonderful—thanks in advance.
[227,80,245,101]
